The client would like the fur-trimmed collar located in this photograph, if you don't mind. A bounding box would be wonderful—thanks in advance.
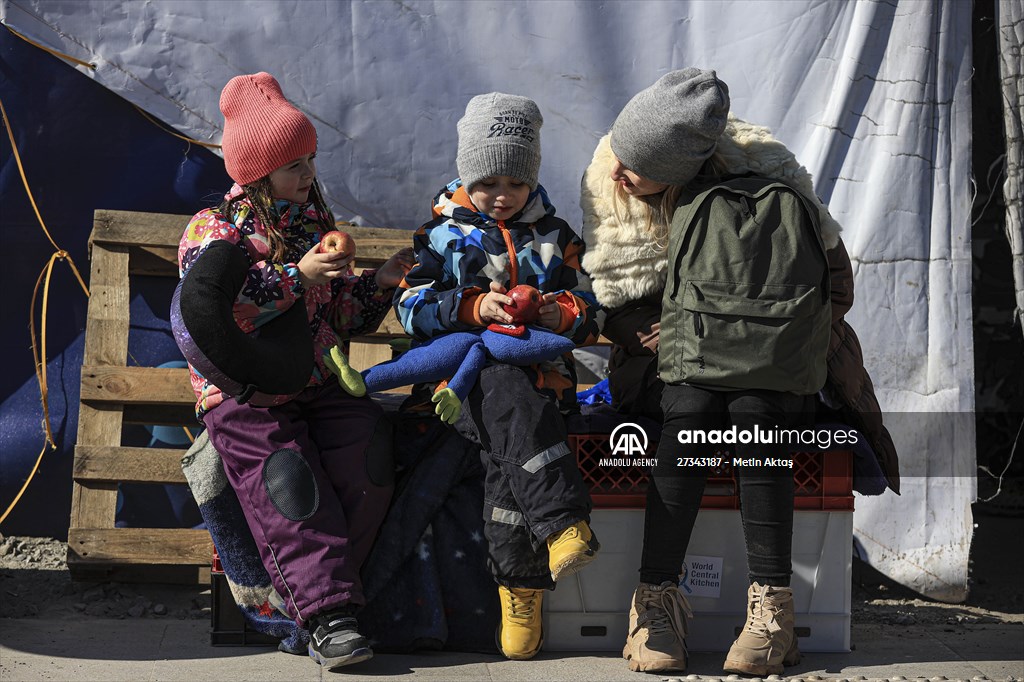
[580,116,841,308]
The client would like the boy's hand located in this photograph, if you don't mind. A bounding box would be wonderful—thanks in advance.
[375,247,416,289]
[480,282,513,324]
[538,292,562,330]
[298,243,353,287]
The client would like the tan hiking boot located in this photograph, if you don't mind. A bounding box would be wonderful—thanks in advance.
[723,582,801,675]
[546,520,600,582]
[496,586,544,660]
[622,581,692,673]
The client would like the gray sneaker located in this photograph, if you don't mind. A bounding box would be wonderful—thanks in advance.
[307,610,373,669]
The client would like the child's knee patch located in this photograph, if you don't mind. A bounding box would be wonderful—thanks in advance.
[262,448,319,521]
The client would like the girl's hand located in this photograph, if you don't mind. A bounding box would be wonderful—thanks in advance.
[480,282,513,324]
[298,243,353,288]
[538,292,563,330]
[375,247,416,289]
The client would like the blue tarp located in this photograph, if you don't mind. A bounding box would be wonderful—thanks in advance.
[0,28,231,536]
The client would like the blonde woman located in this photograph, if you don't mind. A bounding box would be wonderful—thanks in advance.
[580,68,899,676]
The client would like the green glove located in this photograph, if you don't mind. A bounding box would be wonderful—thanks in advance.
[431,387,462,424]
[323,345,367,397]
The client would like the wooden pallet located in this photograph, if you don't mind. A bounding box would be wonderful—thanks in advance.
[69,209,414,583]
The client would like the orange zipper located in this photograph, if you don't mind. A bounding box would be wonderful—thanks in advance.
[497,220,518,287]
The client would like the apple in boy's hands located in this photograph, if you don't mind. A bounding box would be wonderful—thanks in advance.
[502,284,543,324]
[319,231,356,257]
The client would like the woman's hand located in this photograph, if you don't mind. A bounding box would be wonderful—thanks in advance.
[298,243,354,288]
[375,247,416,289]
[537,292,562,330]
[480,282,513,324]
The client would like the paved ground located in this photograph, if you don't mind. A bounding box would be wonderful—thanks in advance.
[0,618,1021,681]
[2,512,1021,681]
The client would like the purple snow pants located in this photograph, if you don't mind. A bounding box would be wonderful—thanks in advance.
[203,381,393,626]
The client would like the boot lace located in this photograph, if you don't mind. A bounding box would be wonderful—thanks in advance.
[506,588,540,622]
[742,586,784,638]
[637,583,692,641]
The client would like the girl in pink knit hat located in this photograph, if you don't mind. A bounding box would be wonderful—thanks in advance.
[175,72,413,670]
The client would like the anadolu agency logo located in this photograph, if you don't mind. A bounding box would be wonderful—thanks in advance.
[599,423,657,467]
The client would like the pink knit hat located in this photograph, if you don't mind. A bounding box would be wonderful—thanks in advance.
[219,72,317,185]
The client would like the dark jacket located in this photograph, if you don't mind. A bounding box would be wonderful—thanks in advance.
[581,125,900,493]
[394,180,604,413]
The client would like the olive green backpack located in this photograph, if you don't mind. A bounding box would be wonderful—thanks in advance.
[658,176,831,395]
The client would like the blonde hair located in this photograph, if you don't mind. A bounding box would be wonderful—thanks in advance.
[218,178,335,262]
[610,150,728,249]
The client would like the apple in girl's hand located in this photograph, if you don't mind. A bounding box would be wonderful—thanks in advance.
[502,284,543,324]
[319,231,356,257]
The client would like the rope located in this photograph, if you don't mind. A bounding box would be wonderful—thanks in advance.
[133,105,221,150]
[4,24,96,69]
[0,94,90,526]
[7,24,220,152]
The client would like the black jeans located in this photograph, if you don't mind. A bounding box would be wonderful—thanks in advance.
[454,363,593,590]
[640,383,813,587]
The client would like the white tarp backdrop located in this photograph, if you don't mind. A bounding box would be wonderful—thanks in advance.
[2,0,976,601]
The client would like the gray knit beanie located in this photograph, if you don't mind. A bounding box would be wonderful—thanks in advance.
[610,68,730,186]
[456,92,543,190]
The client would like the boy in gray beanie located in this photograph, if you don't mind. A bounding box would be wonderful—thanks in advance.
[457,92,543,193]
[393,92,604,661]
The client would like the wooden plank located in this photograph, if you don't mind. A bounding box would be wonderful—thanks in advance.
[345,225,413,266]
[69,480,118,530]
[130,245,178,277]
[81,246,130,367]
[349,343,394,373]
[345,225,415,243]
[376,311,407,336]
[74,445,189,485]
[67,528,212,566]
[68,563,209,586]
[92,210,188,249]
[72,245,132,531]
[81,366,195,406]
[123,403,199,426]
[92,209,413,252]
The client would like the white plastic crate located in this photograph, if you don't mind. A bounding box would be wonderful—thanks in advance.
[544,508,852,653]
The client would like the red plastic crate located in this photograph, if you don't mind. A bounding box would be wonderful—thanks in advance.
[211,548,224,575]
[568,433,853,511]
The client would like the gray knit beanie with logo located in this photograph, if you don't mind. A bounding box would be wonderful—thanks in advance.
[456,92,543,191]
[610,68,730,186]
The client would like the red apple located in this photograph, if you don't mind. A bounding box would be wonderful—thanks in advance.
[319,230,356,257]
[502,284,543,325]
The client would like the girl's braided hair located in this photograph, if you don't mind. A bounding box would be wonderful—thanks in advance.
[218,177,336,262]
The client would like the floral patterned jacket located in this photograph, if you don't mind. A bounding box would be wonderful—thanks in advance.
[178,184,392,420]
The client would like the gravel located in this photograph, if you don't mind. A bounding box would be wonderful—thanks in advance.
[1,535,207,621]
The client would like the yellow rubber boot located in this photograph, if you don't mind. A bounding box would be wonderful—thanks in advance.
[546,520,600,582]
[496,586,544,660]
